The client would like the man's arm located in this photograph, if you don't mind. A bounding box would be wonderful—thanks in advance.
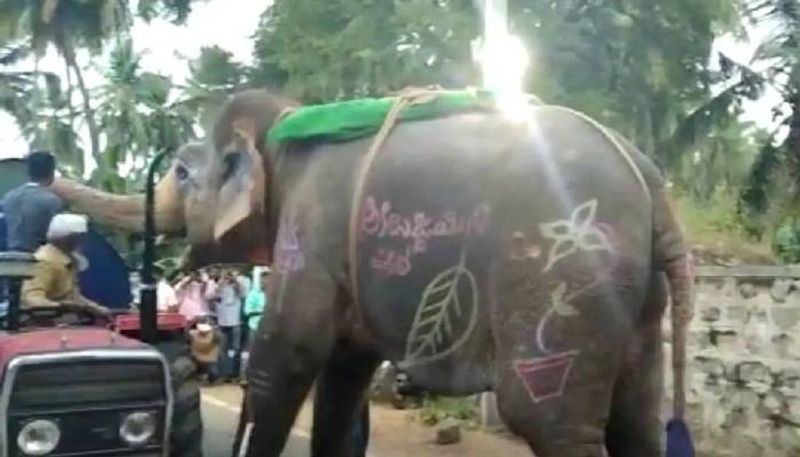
[203,280,218,301]
[74,294,110,315]
[165,285,179,311]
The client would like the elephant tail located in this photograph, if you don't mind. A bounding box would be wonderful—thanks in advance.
[653,189,695,420]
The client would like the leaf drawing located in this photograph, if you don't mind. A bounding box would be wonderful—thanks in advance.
[551,282,578,317]
[403,262,479,367]
[539,199,614,272]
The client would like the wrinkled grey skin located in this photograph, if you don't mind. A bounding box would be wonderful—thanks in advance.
[53,89,693,457]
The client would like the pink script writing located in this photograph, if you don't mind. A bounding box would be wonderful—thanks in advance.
[360,196,491,254]
[274,216,305,273]
[370,246,412,276]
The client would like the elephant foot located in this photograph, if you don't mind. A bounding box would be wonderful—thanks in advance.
[528,442,608,457]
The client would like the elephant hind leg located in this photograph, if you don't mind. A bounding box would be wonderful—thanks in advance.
[605,273,667,457]
[494,359,614,457]
[311,340,380,457]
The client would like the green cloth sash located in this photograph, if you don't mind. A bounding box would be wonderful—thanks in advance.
[266,89,504,144]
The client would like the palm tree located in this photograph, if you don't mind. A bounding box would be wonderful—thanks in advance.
[738,0,800,235]
[179,45,245,131]
[0,0,129,170]
[95,38,196,192]
[0,38,85,170]
[0,0,198,177]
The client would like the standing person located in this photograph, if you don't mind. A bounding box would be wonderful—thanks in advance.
[241,268,268,379]
[243,268,269,346]
[175,270,212,325]
[2,151,65,252]
[155,266,178,313]
[203,268,220,319]
[214,269,247,382]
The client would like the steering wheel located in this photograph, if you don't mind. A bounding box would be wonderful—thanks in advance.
[17,303,111,329]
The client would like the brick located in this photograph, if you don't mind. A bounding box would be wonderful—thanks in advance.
[771,333,795,359]
[689,329,712,350]
[697,356,727,379]
[770,279,794,302]
[770,306,800,332]
[725,305,749,325]
[739,283,758,299]
[701,306,723,322]
[735,361,773,388]
[757,389,789,420]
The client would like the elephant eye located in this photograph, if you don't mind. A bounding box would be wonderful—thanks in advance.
[222,152,241,181]
[175,163,189,183]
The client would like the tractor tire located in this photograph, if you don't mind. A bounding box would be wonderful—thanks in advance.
[156,340,204,457]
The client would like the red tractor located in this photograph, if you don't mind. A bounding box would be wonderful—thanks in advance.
[0,153,202,457]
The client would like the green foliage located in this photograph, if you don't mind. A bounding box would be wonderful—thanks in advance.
[734,1,800,249]
[95,38,195,192]
[677,120,761,201]
[674,187,748,242]
[182,45,245,130]
[249,0,479,102]
[516,0,751,169]
[773,215,800,263]
[136,0,194,24]
[416,394,478,427]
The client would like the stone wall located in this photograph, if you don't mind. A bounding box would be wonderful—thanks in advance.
[663,266,800,457]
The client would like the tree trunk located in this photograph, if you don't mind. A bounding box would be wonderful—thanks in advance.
[58,33,101,177]
[785,93,800,211]
[63,57,83,175]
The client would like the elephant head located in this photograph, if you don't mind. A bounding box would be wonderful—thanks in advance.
[52,89,300,268]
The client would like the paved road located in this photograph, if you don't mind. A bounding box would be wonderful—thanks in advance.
[201,387,310,457]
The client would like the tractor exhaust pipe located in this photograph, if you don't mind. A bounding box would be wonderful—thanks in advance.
[140,150,172,344]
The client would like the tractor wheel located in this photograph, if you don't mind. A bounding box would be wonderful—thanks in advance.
[156,340,204,457]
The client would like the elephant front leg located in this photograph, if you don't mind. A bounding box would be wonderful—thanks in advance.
[311,341,380,457]
[240,266,340,457]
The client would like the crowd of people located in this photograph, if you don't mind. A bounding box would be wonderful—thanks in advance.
[141,265,269,384]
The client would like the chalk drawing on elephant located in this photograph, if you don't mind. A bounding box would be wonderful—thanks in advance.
[510,199,623,404]
[355,191,496,380]
[538,198,619,272]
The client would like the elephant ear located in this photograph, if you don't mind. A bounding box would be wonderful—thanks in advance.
[214,117,267,242]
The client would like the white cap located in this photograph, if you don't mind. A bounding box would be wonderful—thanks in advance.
[196,323,213,332]
[47,213,88,240]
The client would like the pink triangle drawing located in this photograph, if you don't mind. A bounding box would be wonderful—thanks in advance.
[513,350,578,403]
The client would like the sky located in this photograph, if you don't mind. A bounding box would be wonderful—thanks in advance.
[0,1,784,166]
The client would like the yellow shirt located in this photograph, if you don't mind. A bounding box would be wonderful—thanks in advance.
[21,244,98,309]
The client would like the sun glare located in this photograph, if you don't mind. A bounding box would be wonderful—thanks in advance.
[475,1,530,119]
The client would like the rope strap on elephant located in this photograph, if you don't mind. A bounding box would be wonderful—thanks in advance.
[345,87,454,329]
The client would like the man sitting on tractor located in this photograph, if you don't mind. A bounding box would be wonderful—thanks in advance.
[21,213,110,317]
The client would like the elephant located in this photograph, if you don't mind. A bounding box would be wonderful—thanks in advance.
[52,88,694,457]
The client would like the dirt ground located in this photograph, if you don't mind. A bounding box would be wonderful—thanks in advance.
[293,398,532,457]
[204,384,531,457]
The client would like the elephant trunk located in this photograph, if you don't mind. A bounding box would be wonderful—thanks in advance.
[50,171,184,234]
